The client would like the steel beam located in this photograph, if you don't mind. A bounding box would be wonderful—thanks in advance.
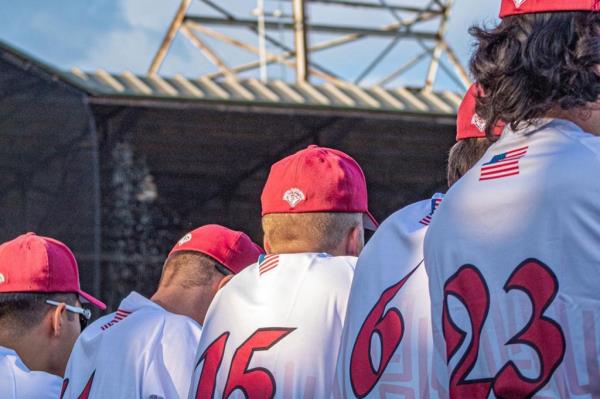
[186,21,342,86]
[378,50,430,86]
[440,40,471,89]
[256,0,268,81]
[202,10,439,80]
[281,0,443,13]
[148,0,192,75]
[424,0,450,90]
[292,0,309,83]
[147,0,469,91]
[184,15,437,39]
[180,25,235,79]
[199,0,338,79]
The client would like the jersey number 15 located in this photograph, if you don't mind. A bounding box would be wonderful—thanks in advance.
[194,327,295,399]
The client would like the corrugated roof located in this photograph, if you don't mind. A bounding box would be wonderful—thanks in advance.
[0,39,461,116]
[67,68,460,115]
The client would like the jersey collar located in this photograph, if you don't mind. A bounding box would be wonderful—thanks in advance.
[508,118,584,136]
[119,291,163,313]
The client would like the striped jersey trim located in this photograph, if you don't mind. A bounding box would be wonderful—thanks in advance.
[100,309,132,331]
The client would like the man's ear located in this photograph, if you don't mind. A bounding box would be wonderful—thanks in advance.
[51,303,66,338]
[263,237,272,254]
[345,226,363,257]
[216,275,234,292]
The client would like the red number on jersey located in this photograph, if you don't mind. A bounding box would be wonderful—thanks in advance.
[443,265,493,398]
[195,328,295,399]
[60,372,95,399]
[60,379,69,399]
[443,259,565,399]
[78,372,95,399]
[349,265,420,397]
[493,259,566,396]
[195,333,230,399]
[223,328,296,399]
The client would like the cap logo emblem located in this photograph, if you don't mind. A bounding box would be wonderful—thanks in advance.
[178,233,192,246]
[283,188,305,208]
[0,273,5,284]
[471,113,486,133]
[512,0,526,7]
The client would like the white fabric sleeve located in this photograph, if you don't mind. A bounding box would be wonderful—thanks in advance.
[143,316,201,399]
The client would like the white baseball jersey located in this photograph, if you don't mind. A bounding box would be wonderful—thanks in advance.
[0,346,62,399]
[334,195,446,399]
[424,118,600,398]
[62,291,202,399]
[188,253,356,399]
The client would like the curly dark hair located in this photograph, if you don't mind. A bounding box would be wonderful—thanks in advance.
[469,11,600,138]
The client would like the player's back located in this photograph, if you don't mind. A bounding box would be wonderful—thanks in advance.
[62,292,202,399]
[0,346,61,399]
[189,252,355,399]
[424,118,600,398]
[334,195,446,399]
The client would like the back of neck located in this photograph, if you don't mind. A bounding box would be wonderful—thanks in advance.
[151,287,209,326]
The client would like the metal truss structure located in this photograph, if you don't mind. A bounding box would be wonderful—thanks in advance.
[148,0,470,91]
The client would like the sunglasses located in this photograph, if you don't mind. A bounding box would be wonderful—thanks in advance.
[214,263,232,276]
[46,300,92,330]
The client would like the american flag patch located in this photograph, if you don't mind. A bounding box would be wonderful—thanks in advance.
[100,309,132,331]
[258,254,280,275]
[479,146,528,181]
[419,197,443,226]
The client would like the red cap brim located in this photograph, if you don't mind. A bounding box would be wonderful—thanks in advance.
[363,211,378,231]
[78,289,107,310]
[500,0,600,18]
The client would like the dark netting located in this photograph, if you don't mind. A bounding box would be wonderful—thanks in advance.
[1,43,455,315]
[0,50,101,303]
[100,140,180,310]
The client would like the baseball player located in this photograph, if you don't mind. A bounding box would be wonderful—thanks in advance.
[188,145,376,399]
[425,2,600,398]
[0,232,106,399]
[61,224,262,399]
[333,84,501,399]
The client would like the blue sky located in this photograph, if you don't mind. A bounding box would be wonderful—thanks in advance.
[0,0,500,91]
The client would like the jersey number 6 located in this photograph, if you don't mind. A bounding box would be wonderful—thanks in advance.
[349,265,420,397]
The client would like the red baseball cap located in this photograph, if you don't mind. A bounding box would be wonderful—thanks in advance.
[261,145,378,230]
[168,224,264,274]
[0,233,106,310]
[500,0,600,17]
[456,84,505,141]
